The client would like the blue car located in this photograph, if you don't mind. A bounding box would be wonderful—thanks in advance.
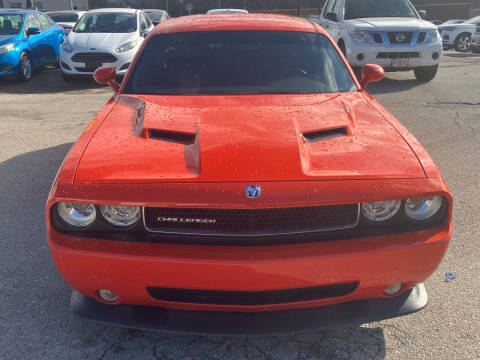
[0,9,64,81]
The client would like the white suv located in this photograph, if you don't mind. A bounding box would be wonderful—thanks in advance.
[311,0,442,81]
[438,16,480,52]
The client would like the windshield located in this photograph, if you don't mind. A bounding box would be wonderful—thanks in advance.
[344,0,417,20]
[0,14,23,35]
[466,16,480,24]
[73,12,136,33]
[48,13,79,23]
[125,31,357,95]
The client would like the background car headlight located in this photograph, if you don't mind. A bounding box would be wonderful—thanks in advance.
[114,40,138,53]
[405,197,443,221]
[352,30,372,43]
[426,30,441,43]
[0,43,14,54]
[361,200,401,222]
[443,27,457,32]
[62,42,73,53]
[57,203,96,227]
[100,205,141,227]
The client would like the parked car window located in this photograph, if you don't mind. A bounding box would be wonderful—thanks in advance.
[24,14,40,34]
[0,13,23,34]
[344,0,417,20]
[48,13,79,23]
[36,13,51,30]
[73,12,137,33]
[139,13,147,31]
[324,0,335,14]
[142,12,152,28]
[125,31,357,95]
[333,0,344,19]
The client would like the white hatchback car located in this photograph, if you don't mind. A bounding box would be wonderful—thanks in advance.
[59,8,154,81]
[311,0,442,81]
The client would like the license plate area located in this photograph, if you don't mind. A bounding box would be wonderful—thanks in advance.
[85,60,102,69]
[391,57,410,67]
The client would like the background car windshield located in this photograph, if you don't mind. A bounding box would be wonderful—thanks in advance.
[48,13,79,22]
[73,13,136,33]
[0,14,23,35]
[125,31,357,95]
[345,0,417,19]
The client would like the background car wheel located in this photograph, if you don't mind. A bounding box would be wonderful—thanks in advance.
[414,65,438,82]
[61,71,75,82]
[454,33,471,52]
[17,52,32,82]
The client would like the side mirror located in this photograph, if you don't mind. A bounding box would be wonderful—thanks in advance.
[27,27,40,36]
[360,64,384,88]
[325,12,338,22]
[94,66,120,93]
[418,10,427,19]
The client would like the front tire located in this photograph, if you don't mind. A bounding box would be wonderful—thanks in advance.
[414,65,438,82]
[61,71,75,82]
[17,52,32,82]
[454,32,471,52]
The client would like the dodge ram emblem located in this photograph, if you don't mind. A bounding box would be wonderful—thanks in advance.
[245,185,261,199]
[395,33,406,42]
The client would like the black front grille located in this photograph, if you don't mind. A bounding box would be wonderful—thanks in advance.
[74,67,97,73]
[388,32,413,44]
[372,32,383,44]
[144,204,359,236]
[71,52,117,63]
[146,283,359,305]
[377,52,420,59]
[417,32,426,43]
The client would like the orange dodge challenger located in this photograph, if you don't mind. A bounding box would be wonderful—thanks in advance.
[46,14,452,335]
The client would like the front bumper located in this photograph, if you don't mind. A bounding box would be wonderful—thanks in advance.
[347,40,442,69]
[471,35,480,48]
[71,284,428,335]
[0,49,20,77]
[59,47,136,76]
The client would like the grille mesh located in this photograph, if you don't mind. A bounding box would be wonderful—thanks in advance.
[71,52,117,63]
[387,32,413,44]
[144,205,359,236]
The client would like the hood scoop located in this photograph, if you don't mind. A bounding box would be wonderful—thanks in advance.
[148,129,196,145]
[302,127,347,143]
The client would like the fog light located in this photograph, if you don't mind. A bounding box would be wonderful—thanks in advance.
[383,283,403,296]
[432,52,439,60]
[97,289,119,302]
[357,53,364,61]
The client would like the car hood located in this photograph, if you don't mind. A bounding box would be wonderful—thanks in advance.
[347,17,435,30]
[0,34,17,44]
[67,32,137,50]
[74,92,425,184]
[438,23,476,31]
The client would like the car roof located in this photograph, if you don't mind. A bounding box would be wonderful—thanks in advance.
[87,8,137,14]
[0,9,34,15]
[143,9,167,13]
[157,13,319,35]
[46,10,85,14]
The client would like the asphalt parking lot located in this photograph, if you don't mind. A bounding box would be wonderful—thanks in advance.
[0,52,479,360]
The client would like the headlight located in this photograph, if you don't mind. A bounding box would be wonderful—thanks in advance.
[100,205,141,227]
[443,27,457,32]
[352,30,372,43]
[0,43,14,54]
[361,200,401,223]
[426,29,441,43]
[62,42,73,53]
[405,197,443,221]
[57,203,96,227]
[114,40,138,53]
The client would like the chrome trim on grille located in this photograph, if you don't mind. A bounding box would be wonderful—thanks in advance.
[142,204,361,237]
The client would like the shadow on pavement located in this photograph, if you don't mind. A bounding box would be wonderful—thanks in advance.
[0,144,387,359]
[367,76,420,95]
[0,67,108,95]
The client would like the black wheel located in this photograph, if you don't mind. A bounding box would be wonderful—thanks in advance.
[61,71,75,82]
[17,52,32,81]
[414,65,438,82]
[454,32,471,52]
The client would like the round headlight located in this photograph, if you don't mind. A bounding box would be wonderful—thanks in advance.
[100,205,141,227]
[57,202,96,227]
[405,196,442,221]
[361,200,401,223]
